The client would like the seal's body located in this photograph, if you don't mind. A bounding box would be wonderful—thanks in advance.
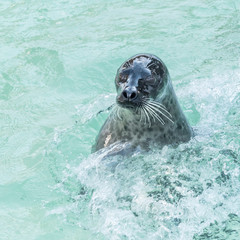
[92,54,192,152]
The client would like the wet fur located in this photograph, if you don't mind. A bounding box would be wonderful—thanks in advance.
[92,54,193,152]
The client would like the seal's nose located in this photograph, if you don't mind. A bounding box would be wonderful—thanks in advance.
[122,87,137,101]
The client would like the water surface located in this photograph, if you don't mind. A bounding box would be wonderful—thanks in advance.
[0,0,240,239]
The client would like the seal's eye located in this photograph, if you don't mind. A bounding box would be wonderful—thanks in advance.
[138,78,145,87]
[146,76,157,85]
[119,74,128,83]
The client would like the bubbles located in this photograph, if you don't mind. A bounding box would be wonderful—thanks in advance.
[46,131,239,239]
[44,63,240,239]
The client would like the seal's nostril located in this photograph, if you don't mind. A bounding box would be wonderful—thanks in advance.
[130,92,136,99]
[122,88,137,101]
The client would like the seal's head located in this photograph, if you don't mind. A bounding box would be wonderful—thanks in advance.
[115,54,169,110]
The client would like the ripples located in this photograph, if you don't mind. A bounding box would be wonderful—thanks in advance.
[52,136,239,239]
[0,0,240,239]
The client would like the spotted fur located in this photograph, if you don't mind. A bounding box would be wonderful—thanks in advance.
[92,54,193,152]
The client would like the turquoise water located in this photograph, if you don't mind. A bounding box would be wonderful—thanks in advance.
[0,0,240,239]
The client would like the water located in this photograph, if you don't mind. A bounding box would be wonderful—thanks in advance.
[0,0,240,239]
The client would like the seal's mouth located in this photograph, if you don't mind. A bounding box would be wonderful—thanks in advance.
[116,101,136,110]
[116,96,141,110]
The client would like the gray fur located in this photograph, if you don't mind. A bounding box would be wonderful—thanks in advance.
[92,54,193,152]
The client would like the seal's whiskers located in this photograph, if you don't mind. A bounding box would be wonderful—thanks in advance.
[137,106,144,123]
[145,98,172,118]
[145,105,157,123]
[111,105,123,121]
[117,107,123,121]
[149,104,174,124]
[142,106,151,127]
[142,99,174,125]
[145,104,165,125]
[141,107,147,125]
[147,103,174,124]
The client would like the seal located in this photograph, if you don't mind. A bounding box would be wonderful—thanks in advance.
[92,54,193,152]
